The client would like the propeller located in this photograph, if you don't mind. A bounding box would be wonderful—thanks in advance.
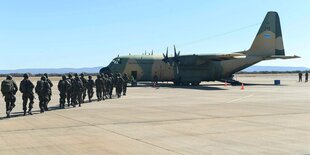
[172,45,181,63]
[162,45,181,69]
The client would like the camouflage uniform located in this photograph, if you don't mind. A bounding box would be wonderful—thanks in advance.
[35,76,51,113]
[72,74,83,107]
[299,72,302,82]
[66,74,73,106]
[1,75,18,118]
[86,76,95,102]
[80,73,87,103]
[44,73,53,106]
[95,75,103,101]
[20,74,35,116]
[58,75,68,109]
[100,73,106,101]
[104,74,110,99]
[305,72,308,83]
[122,73,129,96]
[115,73,124,98]
[108,73,115,99]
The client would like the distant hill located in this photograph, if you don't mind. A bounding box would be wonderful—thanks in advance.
[242,66,309,72]
[0,67,102,74]
[0,66,309,74]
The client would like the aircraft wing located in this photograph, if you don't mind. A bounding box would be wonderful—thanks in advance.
[174,52,246,65]
[180,53,246,62]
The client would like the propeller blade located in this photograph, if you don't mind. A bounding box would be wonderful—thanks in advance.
[162,47,170,63]
[174,45,177,55]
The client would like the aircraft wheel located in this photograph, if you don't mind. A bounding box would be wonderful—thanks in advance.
[181,82,190,86]
[173,81,181,86]
[191,82,200,86]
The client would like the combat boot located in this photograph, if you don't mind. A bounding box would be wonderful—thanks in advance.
[6,111,10,118]
[28,110,33,115]
[23,110,26,116]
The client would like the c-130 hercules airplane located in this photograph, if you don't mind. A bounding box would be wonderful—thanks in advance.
[100,11,299,86]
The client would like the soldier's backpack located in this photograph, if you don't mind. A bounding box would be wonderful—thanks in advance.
[42,81,51,95]
[65,79,72,91]
[20,80,34,94]
[73,79,83,91]
[35,81,43,94]
[58,80,67,92]
[1,80,14,94]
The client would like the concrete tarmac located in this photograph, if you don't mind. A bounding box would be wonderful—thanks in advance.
[0,74,309,154]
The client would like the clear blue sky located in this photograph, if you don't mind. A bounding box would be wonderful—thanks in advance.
[0,0,309,69]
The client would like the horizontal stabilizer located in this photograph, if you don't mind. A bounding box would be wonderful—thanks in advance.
[266,55,300,60]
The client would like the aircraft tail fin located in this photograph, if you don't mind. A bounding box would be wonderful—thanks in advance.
[247,11,285,57]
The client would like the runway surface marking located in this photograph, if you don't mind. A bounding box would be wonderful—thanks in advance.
[225,94,254,104]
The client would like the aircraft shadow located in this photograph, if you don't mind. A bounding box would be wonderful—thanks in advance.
[134,82,226,91]
[134,82,286,89]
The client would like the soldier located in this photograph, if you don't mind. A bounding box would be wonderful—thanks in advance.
[35,76,51,113]
[80,73,87,103]
[20,73,35,116]
[72,73,83,107]
[305,72,309,83]
[100,73,106,101]
[95,75,103,101]
[44,73,53,106]
[153,73,158,87]
[58,75,68,109]
[1,75,18,118]
[66,74,73,106]
[86,75,95,102]
[115,73,124,98]
[122,73,129,96]
[298,72,302,82]
[105,74,111,99]
[104,74,110,99]
[108,73,115,99]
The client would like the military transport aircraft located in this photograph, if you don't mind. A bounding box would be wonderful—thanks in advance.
[100,11,300,86]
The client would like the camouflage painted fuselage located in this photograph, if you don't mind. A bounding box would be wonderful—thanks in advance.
[102,54,262,84]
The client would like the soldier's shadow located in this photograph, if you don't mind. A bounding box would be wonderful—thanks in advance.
[0,96,120,120]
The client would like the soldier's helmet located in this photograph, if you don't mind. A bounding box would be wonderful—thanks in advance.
[41,76,46,81]
[23,73,29,79]
[80,73,84,77]
[44,73,49,78]
[62,75,66,80]
[6,75,12,80]
[74,73,78,77]
[88,75,92,79]
[68,74,72,78]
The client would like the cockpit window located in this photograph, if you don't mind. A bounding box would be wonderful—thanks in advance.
[111,58,122,65]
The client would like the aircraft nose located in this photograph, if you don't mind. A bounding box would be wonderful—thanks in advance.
[100,67,111,74]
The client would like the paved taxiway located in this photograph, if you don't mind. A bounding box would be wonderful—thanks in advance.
[0,74,309,154]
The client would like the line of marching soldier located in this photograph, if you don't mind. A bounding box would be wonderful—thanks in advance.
[1,73,129,118]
